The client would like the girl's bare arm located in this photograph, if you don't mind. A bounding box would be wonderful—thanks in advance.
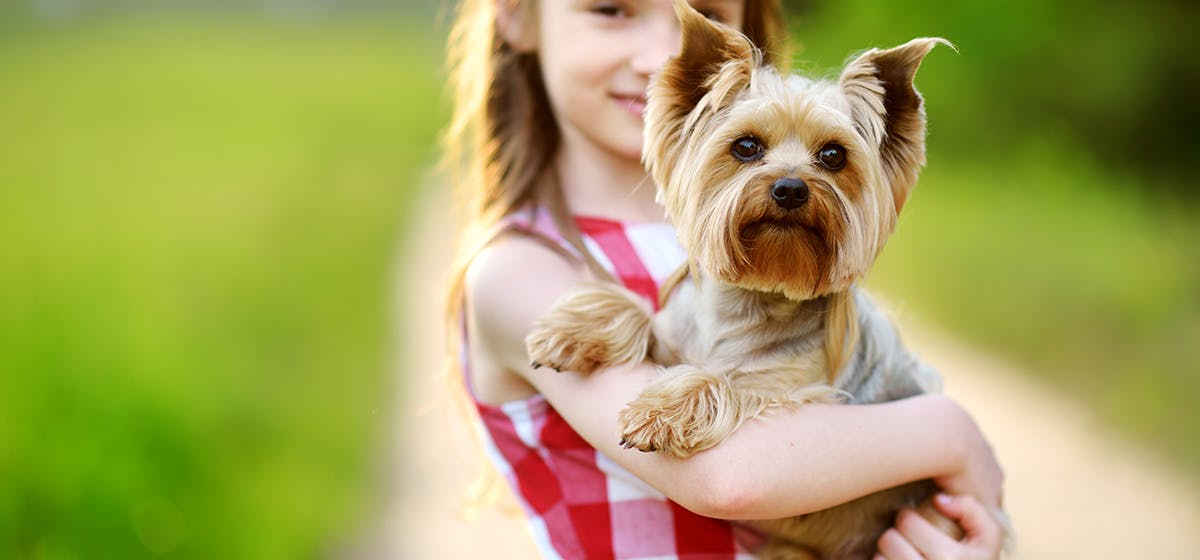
[465,237,1002,520]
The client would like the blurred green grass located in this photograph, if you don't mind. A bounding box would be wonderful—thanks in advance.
[867,150,1200,469]
[0,15,444,558]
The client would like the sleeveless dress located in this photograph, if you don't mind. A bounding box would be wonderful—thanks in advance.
[462,206,758,560]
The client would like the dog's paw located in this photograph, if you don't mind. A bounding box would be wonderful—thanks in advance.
[617,366,737,457]
[525,323,611,374]
[524,284,653,375]
[617,401,676,454]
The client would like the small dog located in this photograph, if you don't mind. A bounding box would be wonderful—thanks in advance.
[527,1,995,557]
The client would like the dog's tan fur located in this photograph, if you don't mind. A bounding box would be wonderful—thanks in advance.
[525,1,1000,557]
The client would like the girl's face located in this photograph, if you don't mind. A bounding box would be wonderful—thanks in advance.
[534,0,747,163]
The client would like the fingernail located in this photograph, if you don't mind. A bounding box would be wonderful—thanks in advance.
[936,493,952,505]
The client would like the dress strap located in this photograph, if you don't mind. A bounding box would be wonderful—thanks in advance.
[474,206,586,268]
[489,223,582,265]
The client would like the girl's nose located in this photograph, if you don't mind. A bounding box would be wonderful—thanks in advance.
[630,16,682,76]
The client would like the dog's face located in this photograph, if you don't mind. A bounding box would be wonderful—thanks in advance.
[645,0,947,300]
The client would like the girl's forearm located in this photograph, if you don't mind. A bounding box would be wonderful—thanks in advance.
[532,361,991,521]
[661,393,977,519]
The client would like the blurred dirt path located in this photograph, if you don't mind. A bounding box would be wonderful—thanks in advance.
[357,189,1200,559]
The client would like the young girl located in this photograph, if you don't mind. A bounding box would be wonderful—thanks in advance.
[443,1,1006,558]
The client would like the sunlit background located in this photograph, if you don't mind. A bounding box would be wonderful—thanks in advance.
[1,0,1197,558]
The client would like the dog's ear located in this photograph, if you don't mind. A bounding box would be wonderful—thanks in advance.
[840,38,951,213]
[659,0,756,113]
[645,0,757,181]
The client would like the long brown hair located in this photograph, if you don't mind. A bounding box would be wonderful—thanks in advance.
[439,0,787,507]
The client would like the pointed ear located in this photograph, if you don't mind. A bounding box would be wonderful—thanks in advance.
[656,0,757,117]
[645,0,757,183]
[840,37,951,213]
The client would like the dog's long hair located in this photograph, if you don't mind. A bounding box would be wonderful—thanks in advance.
[644,0,945,377]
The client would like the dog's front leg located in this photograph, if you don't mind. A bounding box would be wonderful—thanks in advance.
[618,366,845,457]
[525,283,655,375]
[617,364,741,456]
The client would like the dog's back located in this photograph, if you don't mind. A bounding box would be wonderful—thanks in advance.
[836,290,942,403]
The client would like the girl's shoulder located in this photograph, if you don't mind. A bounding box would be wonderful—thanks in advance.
[462,224,588,404]
[465,207,590,301]
[463,205,682,402]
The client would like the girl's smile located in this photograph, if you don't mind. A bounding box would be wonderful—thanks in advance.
[611,92,649,119]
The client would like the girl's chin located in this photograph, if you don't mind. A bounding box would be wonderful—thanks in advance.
[603,139,646,164]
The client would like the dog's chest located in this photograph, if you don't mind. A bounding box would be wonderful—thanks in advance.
[653,275,828,379]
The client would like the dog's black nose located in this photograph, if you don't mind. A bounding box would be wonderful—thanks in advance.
[771,177,809,210]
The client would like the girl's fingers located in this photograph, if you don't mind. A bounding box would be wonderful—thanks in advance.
[893,506,959,557]
[876,527,925,560]
[933,493,1004,548]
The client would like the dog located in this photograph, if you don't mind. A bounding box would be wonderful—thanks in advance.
[527,1,989,557]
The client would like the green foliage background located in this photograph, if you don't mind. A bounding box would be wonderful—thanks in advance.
[0,11,444,559]
[0,1,1196,558]
[785,0,1200,472]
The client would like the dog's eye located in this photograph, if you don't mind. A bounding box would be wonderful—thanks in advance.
[731,136,766,162]
[817,143,847,171]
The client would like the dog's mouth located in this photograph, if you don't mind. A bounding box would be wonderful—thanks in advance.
[740,218,823,240]
[737,218,830,265]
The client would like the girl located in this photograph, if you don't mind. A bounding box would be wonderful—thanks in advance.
[442,0,1006,558]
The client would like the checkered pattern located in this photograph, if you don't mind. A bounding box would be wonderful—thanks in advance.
[464,207,757,559]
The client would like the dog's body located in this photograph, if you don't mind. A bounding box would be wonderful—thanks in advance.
[652,278,939,411]
[526,0,984,557]
[530,276,942,558]
[650,278,942,559]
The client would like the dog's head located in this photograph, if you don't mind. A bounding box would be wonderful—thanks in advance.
[645,0,947,299]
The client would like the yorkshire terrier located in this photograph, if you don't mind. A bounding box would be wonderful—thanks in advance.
[527,1,1004,557]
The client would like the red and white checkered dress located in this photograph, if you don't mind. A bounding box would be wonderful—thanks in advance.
[463,207,759,559]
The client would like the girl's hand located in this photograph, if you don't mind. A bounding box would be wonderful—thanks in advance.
[874,493,1005,560]
[935,403,1005,509]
